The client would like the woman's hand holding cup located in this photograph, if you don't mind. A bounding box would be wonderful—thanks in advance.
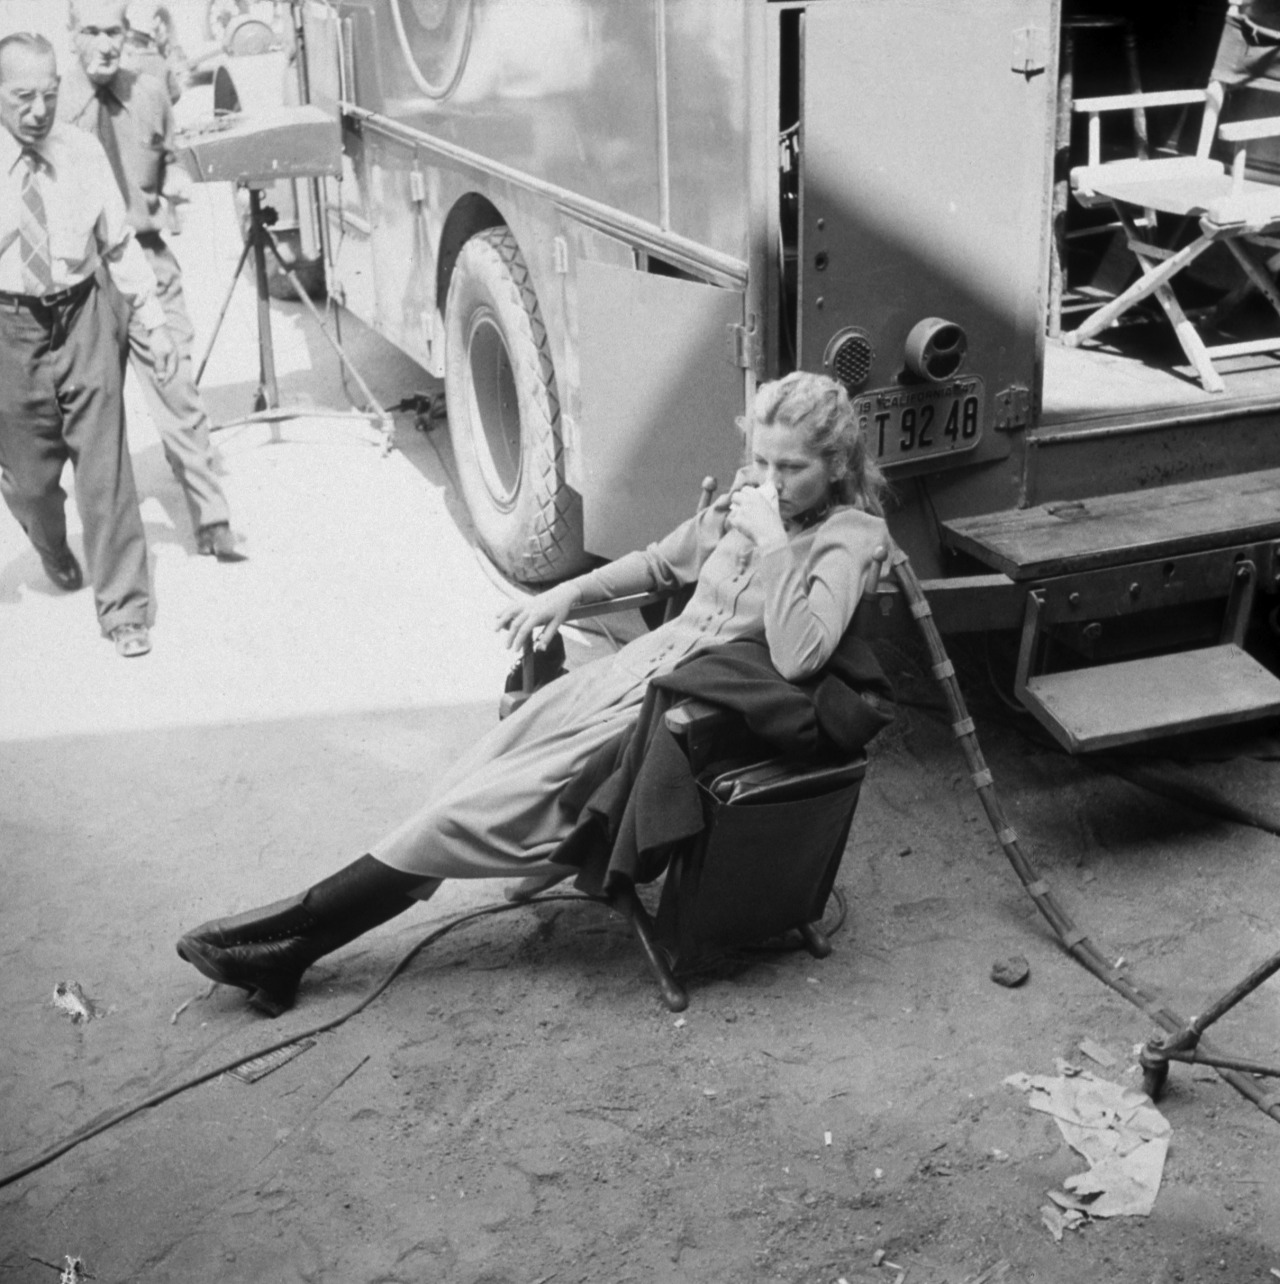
[727,480,786,552]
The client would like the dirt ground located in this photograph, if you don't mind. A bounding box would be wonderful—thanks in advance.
[5,646,1280,1284]
[4,23,1280,1282]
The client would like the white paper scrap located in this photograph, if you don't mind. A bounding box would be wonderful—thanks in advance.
[1006,1069,1170,1218]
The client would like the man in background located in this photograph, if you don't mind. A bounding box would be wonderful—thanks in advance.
[60,0,243,562]
[0,31,177,656]
[121,1,187,105]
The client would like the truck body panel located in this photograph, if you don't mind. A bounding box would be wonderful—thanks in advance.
[279,0,1280,743]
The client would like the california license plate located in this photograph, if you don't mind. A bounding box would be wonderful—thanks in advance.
[853,376,985,465]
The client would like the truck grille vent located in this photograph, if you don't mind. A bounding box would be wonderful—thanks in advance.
[824,328,874,393]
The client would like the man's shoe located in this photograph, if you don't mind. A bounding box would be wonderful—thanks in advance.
[41,549,83,592]
[196,522,244,561]
[110,623,151,658]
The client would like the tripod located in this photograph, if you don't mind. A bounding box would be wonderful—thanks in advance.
[194,184,395,453]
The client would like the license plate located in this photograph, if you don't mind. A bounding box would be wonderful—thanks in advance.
[853,376,985,465]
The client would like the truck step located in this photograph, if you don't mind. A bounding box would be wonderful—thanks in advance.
[942,467,1280,580]
[1020,643,1280,752]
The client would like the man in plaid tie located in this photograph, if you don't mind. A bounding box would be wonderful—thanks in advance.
[62,0,242,563]
[0,32,177,657]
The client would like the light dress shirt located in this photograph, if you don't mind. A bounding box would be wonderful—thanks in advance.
[0,121,166,329]
[57,63,189,237]
[575,491,889,683]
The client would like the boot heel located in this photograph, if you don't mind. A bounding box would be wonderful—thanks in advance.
[248,982,298,1019]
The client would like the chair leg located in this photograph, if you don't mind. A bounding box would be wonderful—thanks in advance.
[1148,272,1226,393]
[1224,238,1280,320]
[1206,245,1280,323]
[611,882,688,1012]
[798,921,833,959]
[1065,231,1215,346]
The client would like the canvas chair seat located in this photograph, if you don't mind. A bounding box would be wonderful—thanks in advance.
[1074,155,1280,231]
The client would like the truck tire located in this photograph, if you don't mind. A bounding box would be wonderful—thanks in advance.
[444,227,585,584]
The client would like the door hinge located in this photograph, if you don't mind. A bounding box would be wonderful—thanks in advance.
[993,384,1031,431]
[1012,27,1048,78]
[728,320,762,372]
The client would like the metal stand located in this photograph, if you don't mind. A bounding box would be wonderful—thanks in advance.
[194,185,395,453]
[1140,950,1280,1100]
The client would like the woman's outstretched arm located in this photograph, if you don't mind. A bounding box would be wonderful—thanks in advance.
[496,503,729,654]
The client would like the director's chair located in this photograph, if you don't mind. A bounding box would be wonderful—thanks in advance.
[499,480,890,1010]
[1066,76,1280,392]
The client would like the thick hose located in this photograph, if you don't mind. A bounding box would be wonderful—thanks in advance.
[889,546,1280,1124]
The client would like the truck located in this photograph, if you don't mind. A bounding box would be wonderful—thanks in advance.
[235,0,1280,752]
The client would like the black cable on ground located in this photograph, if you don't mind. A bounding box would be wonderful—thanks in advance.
[0,895,557,1190]
[0,881,847,1190]
[889,546,1280,1126]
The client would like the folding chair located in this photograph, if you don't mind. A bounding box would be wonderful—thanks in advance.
[508,652,875,1012]
[498,480,890,1010]
[1066,77,1280,392]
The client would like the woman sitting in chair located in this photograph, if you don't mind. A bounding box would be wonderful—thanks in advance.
[176,371,890,1016]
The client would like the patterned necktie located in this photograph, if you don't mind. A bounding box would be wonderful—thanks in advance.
[18,149,54,296]
[95,85,129,204]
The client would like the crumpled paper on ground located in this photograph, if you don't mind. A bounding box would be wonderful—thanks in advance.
[1005,1069,1171,1218]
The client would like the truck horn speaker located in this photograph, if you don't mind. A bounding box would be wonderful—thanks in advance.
[823,327,875,394]
[904,318,967,382]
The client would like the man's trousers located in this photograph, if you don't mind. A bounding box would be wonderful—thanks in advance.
[128,234,230,533]
[0,280,151,635]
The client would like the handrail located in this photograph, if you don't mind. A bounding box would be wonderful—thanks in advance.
[340,102,750,289]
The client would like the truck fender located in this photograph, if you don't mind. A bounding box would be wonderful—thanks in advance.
[435,192,506,322]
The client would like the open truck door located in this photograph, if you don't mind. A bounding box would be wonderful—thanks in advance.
[796,0,1058,541]
[577,266,747,563]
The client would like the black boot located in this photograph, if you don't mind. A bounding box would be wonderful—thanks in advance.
[176,855,436,1017]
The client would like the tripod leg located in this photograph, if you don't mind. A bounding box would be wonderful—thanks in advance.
[261,222,395,451]
[249,187,280,413]
[194,233,254,387]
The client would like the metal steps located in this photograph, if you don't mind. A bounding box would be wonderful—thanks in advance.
[942,466,1280,580]
[944,475,1280,751]
[1018,643,1280,752]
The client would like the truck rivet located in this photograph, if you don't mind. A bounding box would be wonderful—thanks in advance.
[1129,582,1140,599]
[1068,592,1080,608]
[815,296,825,310]
[1083,622,1103,641]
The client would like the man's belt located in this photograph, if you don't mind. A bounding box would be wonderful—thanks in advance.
[0,275,96,311]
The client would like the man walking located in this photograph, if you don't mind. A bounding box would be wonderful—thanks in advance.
[0,31,176,657]
[61,0,242,561]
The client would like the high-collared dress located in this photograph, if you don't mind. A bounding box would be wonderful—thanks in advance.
[58,63,231,537]
[0,121,166,633]
[371,498,888,880]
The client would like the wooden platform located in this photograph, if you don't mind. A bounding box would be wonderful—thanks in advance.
[1022,644,1280,752]
[1042,311,1280,426]
[942,467,1280,580]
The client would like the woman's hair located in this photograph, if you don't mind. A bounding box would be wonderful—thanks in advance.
[740,372,888,517]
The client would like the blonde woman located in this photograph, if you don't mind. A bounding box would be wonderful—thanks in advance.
[177,372,890,1015]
